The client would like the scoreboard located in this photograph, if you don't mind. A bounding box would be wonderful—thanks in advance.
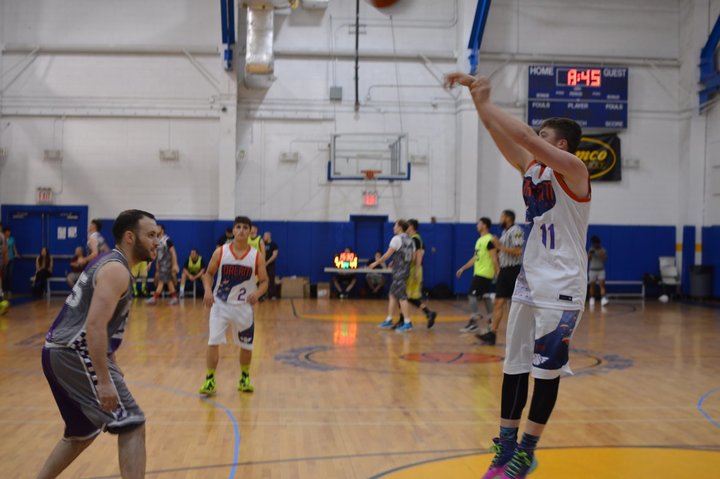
[527,65,628,129]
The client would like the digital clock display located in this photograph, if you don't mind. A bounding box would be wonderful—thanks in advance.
[528,65,628,129]
[556,68,602,87]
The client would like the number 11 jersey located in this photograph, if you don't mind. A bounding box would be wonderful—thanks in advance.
[513,161,591,311]
[213,244,259,305]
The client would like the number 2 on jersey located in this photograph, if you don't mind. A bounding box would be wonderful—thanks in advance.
[237,287,247,301]
[540,223,555,249]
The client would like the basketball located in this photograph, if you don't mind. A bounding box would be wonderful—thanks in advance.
[368,0,400,8]
[0,300,9,315]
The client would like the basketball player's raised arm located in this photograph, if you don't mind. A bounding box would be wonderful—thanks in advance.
[469,76,589,188]
[202,247,222,307]
[248,254,268,305]
[85,262,129,412]
[445,72,533,173]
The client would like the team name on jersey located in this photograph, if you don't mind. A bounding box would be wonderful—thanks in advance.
[523,176,556,221]
[221,264,253,283]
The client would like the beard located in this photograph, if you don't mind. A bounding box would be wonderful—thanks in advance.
[132,238,155,263]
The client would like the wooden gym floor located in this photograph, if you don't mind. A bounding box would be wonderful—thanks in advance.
[0,296,719,478]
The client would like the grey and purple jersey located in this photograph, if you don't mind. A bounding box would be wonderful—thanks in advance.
[45,249,133,354]
[390,233,415,281]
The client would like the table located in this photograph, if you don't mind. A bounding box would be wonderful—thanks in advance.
[323,268,393,274]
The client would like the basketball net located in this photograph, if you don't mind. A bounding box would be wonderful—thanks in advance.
[361,170,380,207]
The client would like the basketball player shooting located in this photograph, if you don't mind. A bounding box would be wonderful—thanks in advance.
[444,72,591,479]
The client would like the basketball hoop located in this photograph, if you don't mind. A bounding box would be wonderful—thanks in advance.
[361,169,382,181]
[361,170,381,207]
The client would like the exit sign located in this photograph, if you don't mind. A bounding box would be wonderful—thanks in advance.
[37,187,53,204]
[363,192,378,206]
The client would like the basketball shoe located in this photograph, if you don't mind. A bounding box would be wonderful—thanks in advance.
[238,373,254,393]
[482,438,516,479]
[395,322,413,333]
[199,376,216,396]
[378,318,394,329]
[477,330,497,345]
[497,447,537,479]
[427,311,437,329]
[460,318,478,333]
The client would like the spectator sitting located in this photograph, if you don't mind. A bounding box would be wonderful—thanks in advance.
[365,250,387,298]
[66,246,85,288]
[179,248,205,298]
[32,247,54,298]
[333,248,357,299]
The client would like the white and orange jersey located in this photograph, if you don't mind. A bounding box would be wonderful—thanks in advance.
[513,161,591,311]
[213,243,259,305]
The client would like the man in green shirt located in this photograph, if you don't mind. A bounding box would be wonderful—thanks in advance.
[456,217,499,333]
[248,224,266,258]
[179,248,205,298]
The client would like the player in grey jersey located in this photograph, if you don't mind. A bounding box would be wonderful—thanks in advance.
[38,210,158,479]
[370,219,416,332]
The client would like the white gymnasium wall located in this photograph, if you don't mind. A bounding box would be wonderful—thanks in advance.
[677,0,720,230]
[236,0,697,224]
[0,0,717,225]
[0,0,227,219]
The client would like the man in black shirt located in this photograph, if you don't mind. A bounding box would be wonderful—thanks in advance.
[263,231,279,300]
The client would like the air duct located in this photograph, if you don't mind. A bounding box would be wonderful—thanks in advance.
[301,0,328,9]
[242,0,297,89]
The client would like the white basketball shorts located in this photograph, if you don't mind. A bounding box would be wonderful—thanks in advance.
[504,301,582,380]
[208,300,255,350]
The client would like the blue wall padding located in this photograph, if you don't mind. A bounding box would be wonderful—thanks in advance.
[586,225,676,282]
[701,226,720,297]
[3,204,711,298]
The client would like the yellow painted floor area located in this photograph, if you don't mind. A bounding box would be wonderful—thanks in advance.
[381,447,720,478]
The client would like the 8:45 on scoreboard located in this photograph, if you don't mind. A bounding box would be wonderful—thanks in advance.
[527,65,628,130]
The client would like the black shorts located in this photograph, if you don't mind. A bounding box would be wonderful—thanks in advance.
[496,265,521,298]
[468,276,493,297]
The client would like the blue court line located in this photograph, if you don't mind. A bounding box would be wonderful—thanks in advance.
[131,380,240,479]
[698,387,720,430]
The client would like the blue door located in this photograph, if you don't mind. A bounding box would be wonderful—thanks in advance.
[1,205,88,295]
[352,215,387,265]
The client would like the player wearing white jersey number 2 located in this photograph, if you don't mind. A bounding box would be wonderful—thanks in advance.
[199,216,268,395]
[445,72,590,479]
